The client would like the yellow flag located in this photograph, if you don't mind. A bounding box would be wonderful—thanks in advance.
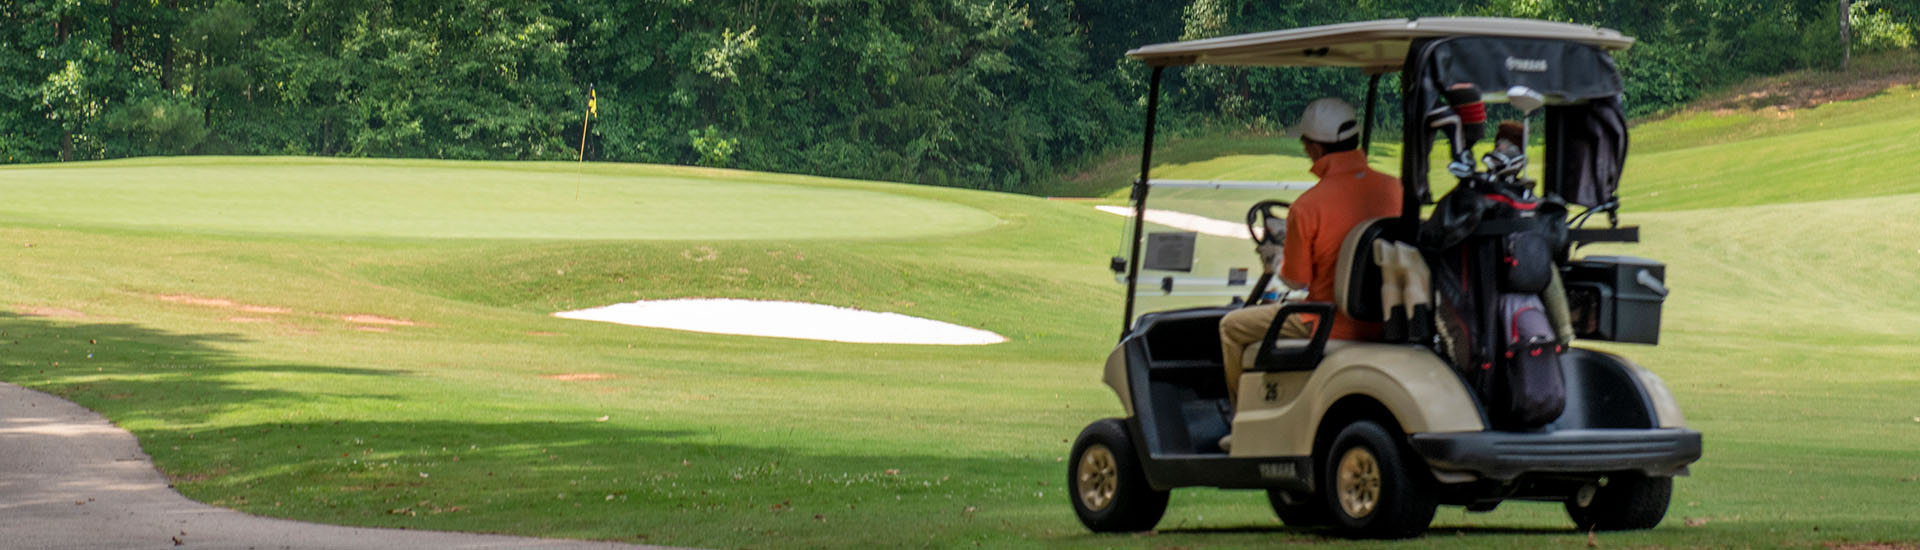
[588,89,598,118]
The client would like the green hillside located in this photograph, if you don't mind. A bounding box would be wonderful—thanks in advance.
[0,70,1918,549]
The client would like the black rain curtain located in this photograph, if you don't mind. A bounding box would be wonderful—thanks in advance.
[1400,37,1629,209]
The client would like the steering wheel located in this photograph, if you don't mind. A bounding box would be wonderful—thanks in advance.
[1244,199,1291,245]
[1242,200,1290,306]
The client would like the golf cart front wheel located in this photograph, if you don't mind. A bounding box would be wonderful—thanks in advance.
[1321,420,1436,539]
[1565,473,1672,531]
[1068,418,1168,532]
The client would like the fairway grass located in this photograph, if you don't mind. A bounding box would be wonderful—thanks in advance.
[3,104,1919,550]
[0,157,1000,240]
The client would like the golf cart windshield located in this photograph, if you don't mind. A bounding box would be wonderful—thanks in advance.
[1112,181,1309,314]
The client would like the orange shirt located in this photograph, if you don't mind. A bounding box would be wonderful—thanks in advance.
[1280,150,1404,340]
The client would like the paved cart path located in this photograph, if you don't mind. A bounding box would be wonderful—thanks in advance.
[0,382,684,550]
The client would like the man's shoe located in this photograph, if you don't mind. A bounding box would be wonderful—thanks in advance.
[1218,434,1233,452]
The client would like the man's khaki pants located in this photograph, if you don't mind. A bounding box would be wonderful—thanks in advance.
[1219,303,1313,404]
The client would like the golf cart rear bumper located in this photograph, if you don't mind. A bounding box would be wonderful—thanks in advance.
[1409,428,1701,481]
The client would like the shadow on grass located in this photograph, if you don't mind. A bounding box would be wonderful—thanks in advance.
[1156,523,1574,537]
[142,417,1075,547]
[0,312,406,425]
[0,311,1070,546]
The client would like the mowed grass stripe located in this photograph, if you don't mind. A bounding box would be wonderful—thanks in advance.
[0,157,1001,240]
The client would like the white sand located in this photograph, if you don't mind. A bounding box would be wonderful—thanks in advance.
[553,299,1006,345]
[1094,205,1251,239]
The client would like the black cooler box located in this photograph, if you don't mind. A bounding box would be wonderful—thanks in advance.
[1563,255,1668,345]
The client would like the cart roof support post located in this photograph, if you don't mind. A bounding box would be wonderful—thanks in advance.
[1361,73,1381,156]
[1122,66,1166,339]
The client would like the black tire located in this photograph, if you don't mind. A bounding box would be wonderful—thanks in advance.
[1321,420,1437,539]
[1267,489,1331,528]
[1068,418,1169,532]
[1565,474,1672,531]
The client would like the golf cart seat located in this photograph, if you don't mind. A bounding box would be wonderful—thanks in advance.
[1243,217,1406,371]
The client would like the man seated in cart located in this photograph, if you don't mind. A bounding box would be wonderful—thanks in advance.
[1216,97,1403,449]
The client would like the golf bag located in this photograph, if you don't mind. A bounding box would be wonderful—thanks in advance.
[1422,184,1569,429]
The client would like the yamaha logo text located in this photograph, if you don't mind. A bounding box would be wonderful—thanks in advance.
[1506,56,1548,72]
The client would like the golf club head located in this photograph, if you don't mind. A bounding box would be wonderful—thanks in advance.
[1484,148,1527,179]
[1507,86,1546,114]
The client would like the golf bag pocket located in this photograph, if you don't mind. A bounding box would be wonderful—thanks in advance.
[1500,294,1566,427]
[1500,231,1554,293]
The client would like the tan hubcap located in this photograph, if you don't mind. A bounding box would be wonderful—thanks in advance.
[1336,446,1382,518]
[1077,444,1119,511]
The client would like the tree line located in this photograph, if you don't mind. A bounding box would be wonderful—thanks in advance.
[3,1,1914,194]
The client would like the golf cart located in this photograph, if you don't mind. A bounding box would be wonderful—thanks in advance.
[1069,18,1701,539]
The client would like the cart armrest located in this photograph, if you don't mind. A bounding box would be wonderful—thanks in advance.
[1250,302,1335,372]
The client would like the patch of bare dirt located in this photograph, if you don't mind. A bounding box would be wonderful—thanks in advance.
[542,373,616,381]
[1705,73,1916,114]
[16,306,87,319]
[342,314,416,326]
[1681,52,1920,117]
[154,294,290,314]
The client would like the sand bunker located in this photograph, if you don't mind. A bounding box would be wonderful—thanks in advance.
[1094,205,1250,239]
[553,299,1006,345]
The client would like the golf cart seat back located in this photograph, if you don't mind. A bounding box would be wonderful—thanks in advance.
[1242,218,1405,371]
[1333,216,1408,323]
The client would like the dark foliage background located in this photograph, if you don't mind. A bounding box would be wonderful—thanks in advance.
[3,0,1914,193]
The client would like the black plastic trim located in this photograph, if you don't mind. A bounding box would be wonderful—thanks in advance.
[1136,451,1314,492]
[1409,428,1700,481]
[1250,302,1335,371]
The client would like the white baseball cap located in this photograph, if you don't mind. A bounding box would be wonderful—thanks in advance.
[1285,98,1360,143]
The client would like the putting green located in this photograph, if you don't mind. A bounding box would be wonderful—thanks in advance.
[0,157,1001,240]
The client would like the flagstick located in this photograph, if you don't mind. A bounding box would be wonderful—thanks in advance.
[578,110,591,163]
[577,106,592,200]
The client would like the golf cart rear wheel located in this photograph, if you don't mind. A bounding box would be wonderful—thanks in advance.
[1565,473,1672,531]
[1068,418,1168,532]
[1322,420,1436,539]
[1267,489,1331,527]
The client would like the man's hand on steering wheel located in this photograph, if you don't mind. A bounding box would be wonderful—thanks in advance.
[1245,200,1290,273]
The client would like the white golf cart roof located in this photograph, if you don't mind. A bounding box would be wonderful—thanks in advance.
[1125,17,1633,69]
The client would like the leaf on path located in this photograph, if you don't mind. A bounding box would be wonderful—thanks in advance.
[1684,516,1709,527]
[596,415,610,422]
[884,469,899,476]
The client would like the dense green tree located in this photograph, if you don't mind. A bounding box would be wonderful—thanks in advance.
[1,0,1915,192]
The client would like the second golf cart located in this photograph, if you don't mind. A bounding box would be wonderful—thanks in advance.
[1070,18,1701,539]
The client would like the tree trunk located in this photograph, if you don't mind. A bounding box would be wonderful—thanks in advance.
[110,0,125,54]
[1840,0,1852,69]
[162,0,177,89]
